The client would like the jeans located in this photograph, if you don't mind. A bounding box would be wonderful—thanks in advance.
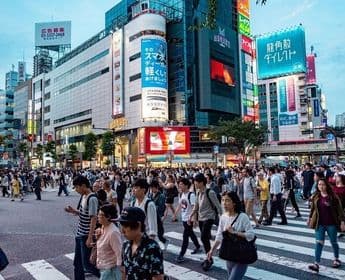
[226,261,248,280]
[315,225,339,263]
[180,221,200,257]
[58,184,68,196]
[199,219,214,254]
[100,266,121,280]
[74,236,100,280]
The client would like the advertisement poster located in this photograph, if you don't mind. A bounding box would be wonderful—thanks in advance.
[35,21,71,47]
[278,76,298,126]
[237,0,250,18]
[210,59,235,86]
[112,29,123,116]
[141,38,168,120]
[306,54,316,84]
[256,26,306,79]
[238,14,250,37]
[145,127,190,155]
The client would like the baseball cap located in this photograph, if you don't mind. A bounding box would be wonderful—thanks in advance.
[118,207,146,224]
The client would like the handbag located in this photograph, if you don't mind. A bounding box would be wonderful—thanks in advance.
[0,248,9,271]
[219,214,258,264]
[89,245,97,266]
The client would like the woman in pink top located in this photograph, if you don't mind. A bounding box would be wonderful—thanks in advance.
[96,204,122,280]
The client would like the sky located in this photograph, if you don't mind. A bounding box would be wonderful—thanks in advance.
[0,0,344,124]
[251,0,345,124]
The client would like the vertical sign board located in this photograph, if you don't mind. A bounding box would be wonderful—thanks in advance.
[256,26,306,79]
[141,38,168,121]
[237,0,250,18]
[238,14,250,37]
[313,99,320,117]
[306,54,316,85]
[112,29,124,117]
[278,76,298,126]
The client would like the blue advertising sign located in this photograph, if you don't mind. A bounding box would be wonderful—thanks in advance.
[279,113,298,126]
[313,99,320,117]
[141,38,167,89]
[256,26,306,79]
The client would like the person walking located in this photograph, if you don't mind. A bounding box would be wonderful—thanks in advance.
[32,172,42,200]
[333,174,345,238]
[174,178,201,263]
[58,172,69,196]
[207,191,255,280]
[1,172,10,198]
[307,178,345,272]
[113,172,126,213]
[64,175,100,280]
[95,204,122,280]
[284,169,301,218]
[119,207,164,280]
[162,174,178,222]
[302,163,315,200]
[189,173,222,271]
[242,168,259,227]
[257,172,270,224]
[11,174,23,202]
[263,167,288,226]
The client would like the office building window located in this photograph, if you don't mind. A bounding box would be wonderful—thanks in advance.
[129,73,141,82]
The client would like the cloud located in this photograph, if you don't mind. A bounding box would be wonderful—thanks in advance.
[282,0,317,20]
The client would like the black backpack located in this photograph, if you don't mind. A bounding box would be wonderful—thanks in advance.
[205,189,220,226]
[131,199,163,233]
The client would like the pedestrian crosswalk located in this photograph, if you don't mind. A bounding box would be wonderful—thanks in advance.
[1,204,344,280]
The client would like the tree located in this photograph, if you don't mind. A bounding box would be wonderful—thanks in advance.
[83,132,98,162]
[36,144,44,165]
[194,0,267,30]
[211,118,267,163]
[101,131,114,157]
[45,141,57,165]
[17,141,28,156]
[68,144,78,162]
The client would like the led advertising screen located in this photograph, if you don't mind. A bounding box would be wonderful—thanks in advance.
[278,76,298,126]
[306,54,316,85]
[237,0,250,18]
[141,38,168,120]
[256,26,306,79]
[145,127,190,155]
[210,59,235,87]
[35,21,71,47]
[241,35,253,55]
[238,14,250,37]
[112,29,124,117]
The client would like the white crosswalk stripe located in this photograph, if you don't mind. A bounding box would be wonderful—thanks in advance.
[22,259,69,280]
[0,274,5,280]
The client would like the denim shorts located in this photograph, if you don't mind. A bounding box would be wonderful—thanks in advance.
[100,266,121,280]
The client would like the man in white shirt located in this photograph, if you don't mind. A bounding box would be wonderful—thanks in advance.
[174,178,201,263]
[263,167,288,226]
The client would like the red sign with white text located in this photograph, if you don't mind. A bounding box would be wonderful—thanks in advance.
[241,35,253,55]
[145,127,190,155]
[306,55,316,85]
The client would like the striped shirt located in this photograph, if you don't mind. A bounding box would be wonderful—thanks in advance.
[77,193,98,237]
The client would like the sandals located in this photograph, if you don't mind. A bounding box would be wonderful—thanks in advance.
[308,263,319,273]
[332,259,341,268]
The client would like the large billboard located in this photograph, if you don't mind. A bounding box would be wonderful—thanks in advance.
[256,26,306,79]
[237,0,250,18]
[112,29,124,117]
[141,38,168,120]
[35,21,71,47]
[306,54,316,85]
[238,14,250,37]
[145,127,190,155]
[210,59,235,87]
[278,76,298,126]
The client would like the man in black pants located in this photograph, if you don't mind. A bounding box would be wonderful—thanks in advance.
[33,172,42,200]
[263,167,288,225]
[174,178,201,263]
[189,174,222,271]
[284,169,301,218]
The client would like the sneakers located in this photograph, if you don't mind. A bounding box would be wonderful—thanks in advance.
[278,221,288,225]
[176,256,185,263]
[202,258,213,271]
[262,221,272,226]
[163,239,170,251]
[191,246,201,254]
[308,263,319,273]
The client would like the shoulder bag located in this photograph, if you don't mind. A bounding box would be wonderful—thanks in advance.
[219,214,258,264]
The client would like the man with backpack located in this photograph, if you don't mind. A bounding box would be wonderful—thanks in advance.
[189,173,222,271]
[64,175,100,280]
[174,178,201,263]
[131,179,169,251]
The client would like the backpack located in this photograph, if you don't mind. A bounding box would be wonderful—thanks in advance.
[77,193,101,229]
[205,189,220,226]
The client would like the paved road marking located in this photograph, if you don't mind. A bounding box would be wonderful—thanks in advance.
[66,253,216,280]
[255,228,345,249]
[164,236,298,280]
[0,274,5,280]
[22,259,69,280]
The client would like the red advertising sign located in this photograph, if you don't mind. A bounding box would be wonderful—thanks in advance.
[210,59,235,87]
[241,35,253,55]
[237,0,250,18]
[306,55,316,85]
[145,127,190,155]
[138,128,146,155]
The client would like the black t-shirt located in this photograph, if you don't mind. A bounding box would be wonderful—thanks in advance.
[302,170,314,188]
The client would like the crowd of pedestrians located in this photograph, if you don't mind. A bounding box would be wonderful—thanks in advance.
[2,161,345,279]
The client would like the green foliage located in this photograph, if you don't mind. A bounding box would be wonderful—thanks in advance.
[101,131,114,156]
[36,144,44,164]
[68,144,78,161]
[83,132,98,161]
[45,141,57,161]
[211,118,267,155]
[17,141,28,156]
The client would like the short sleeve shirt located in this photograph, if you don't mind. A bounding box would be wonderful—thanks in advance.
[122,234,164,280]
[179,192,195,222]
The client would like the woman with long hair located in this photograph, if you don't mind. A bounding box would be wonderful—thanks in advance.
[308,178,345,272]
[163,174,178,222]
[207,191,255,279]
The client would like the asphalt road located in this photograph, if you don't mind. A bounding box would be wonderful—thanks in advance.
[0,188,344,280]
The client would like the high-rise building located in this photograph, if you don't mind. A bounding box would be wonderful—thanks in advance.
[255,25,326,142]
[335,113,345,128]
[33,49,53,77]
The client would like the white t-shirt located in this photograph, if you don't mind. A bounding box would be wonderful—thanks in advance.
[179,192,195,222]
